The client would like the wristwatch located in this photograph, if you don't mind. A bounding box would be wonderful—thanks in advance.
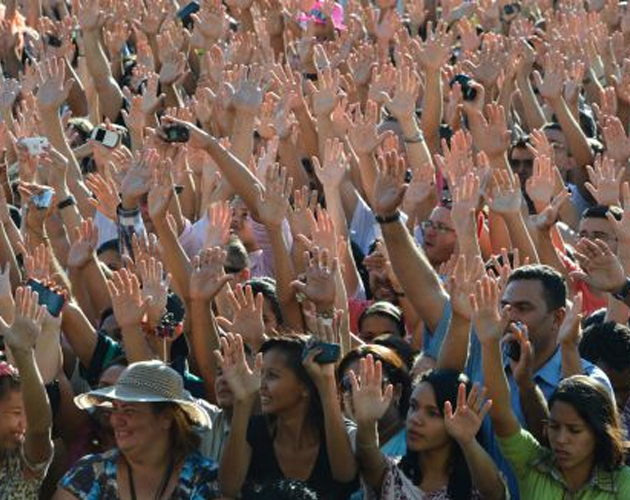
[612,277,630,302]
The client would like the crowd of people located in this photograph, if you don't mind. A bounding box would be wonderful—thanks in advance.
[1,0,630,498]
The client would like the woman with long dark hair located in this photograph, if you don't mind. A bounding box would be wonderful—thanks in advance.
[217,332,357,499]
[350,355,506,500]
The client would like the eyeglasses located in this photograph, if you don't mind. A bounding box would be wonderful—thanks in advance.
[340,373,390,394]
[420,221,455,234]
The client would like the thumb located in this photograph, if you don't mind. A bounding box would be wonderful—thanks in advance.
[290,280,307,295]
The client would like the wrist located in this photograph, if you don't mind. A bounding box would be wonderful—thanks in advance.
[121,196,140,211]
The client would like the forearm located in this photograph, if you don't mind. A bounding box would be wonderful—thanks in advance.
[189,299,219,402]
[82,259,112,316]
[460,439,506,500]
[517,382,549,444]
[0,218,21,289]
[381,220,448,332]
[203,136,264,219]
[356,153,379,208]
[38,108,84,181]
[355,419,387,490]
[278,138,309,189]
[549,96,593,168]
[219,398,255,496]
[68,267,97,323]
[319,377,357,482]
[534,228,568,277]
[119,325,157,362]
[502,212,539,264]
[515,75,545,131]
[60,302,98,370]
[152,219,192,300]
[419,67,442,153]
[437,312,471,372]
[294,102,319,159]
[230,112,257,164]
[267,226,303,330]
[480,340,520,437]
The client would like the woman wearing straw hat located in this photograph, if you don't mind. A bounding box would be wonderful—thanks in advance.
[52,360,221,500]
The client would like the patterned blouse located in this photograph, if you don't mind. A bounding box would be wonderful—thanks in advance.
[58,449,220,499]
[363,456,483,500]
[0,445,53,500]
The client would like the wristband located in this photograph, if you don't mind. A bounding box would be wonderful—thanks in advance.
[612,277,630,302]
[404,130,425,143]
[375,211,401,224]
[57,195,76,210]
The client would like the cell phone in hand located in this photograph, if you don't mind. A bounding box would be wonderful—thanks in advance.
[31,189,54,210]
[502,321,527,362]
[302,339,340,364]
[177,1,200,29]
[20,137,50,156]
[162,125,190,143]
[449,74,477,102]
[91,126,120,149]
[26,279,66,317]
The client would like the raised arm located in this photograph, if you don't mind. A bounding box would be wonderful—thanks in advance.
[372,149,448,332]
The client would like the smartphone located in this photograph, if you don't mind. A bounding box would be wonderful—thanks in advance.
[20,137,49,156]
[177,1,200,29]
[449,74,477,102]
[162,125,190,143]
[302,340,341,364]
[26,279,65,317]
[32,189,54,210]
[91,126,120,149]
[503,3,520,16]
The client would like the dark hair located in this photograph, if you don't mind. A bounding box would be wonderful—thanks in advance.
[151,402,201,463]
[0,363,20,402]
[581,205,623,222]
[373,334,417,371]
[247,277,284,326]
[548,375,627,470]
[507,264,566,311]
[337,344,412,419]
[97,239,121,256]
[579,322,630,372]
[399,369,474,500]
[581,308,606,330]
[259,335,323,432]
[358,302,406,338]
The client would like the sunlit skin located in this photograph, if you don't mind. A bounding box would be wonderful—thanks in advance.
[109,401,171,456]
[0,390,27,452]
[578,217,618,255]
[259,350,309,416]
[546,401,596,489]
[421,207,457,267]
[500,280,565,369]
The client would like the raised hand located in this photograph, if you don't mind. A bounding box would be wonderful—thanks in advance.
[308,63,340,118]
[571,238,626,293]
[373,149,408,217]
[40,146,70,195]
[147,159,175,220]
[313,138,348,189]
[349,354,394,425]
[254,163,293,228]
[533,53,564,103]
[584,155,622,207]
[189,247,233,302]
[36,57,74,112]
[607,182,630,244]
[450,172,480,240]
[470,103,511,160]
[22,243,51,283]
[139,257,172,327]
[525,155,556,210]
[531,190,571,232]
[121,148,159,208]
[67,218,99,270]
[469,276,506,345]
[347,100,388,155]
[287,187,318,241]
[558,292,583,348]
[601,116,630,166]
[217,284,266,348]
[402,161,436,214]
[412,20,452,72]
[444,383,492,445]
[206,201,231,248]
[384,64,422,122]
[214,333,262,402]
[445,254,485,320]
[486,169,522,215]
[291,248,338,311]
[434,129,475,186]
[0,287,46,354]
[86,172,120,220]
[505,321,534,390]
[106,269,152,329]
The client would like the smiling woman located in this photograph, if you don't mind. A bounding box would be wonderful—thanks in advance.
[51,361,221,500]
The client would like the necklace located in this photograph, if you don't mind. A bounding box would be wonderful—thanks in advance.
[126,455,175,500]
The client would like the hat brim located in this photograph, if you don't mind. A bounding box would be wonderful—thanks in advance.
[74,386,211,429]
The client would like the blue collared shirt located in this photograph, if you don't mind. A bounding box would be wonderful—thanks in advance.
[426,298,614,500]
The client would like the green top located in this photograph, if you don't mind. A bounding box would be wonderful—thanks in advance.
[498,428,630,500]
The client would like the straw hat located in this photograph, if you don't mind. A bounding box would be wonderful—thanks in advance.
[74,360,211,428]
